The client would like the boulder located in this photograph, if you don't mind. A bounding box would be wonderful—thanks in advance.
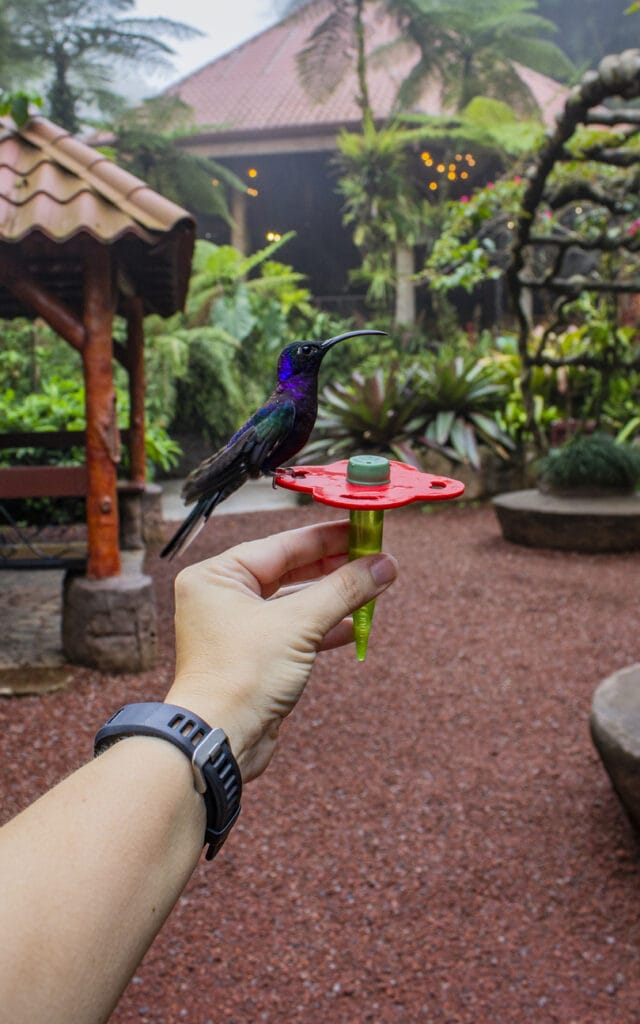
[591,664,640,831]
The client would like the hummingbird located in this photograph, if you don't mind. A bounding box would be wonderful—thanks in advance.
[160,329,387,559]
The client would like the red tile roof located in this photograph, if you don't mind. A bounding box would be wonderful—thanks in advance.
[169,0,566,151]
[0,114,195,317]
[0,114,193,242]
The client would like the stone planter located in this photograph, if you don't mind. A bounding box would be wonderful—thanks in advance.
[493,489,640,552]
[591,664,640,832]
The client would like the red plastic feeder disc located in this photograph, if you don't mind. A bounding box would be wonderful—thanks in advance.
[275,459,465,510]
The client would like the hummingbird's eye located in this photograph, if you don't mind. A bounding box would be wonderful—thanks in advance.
[300,344,312,355]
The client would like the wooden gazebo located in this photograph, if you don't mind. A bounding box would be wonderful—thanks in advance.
[0,113,195,670]
[0,113,195,580]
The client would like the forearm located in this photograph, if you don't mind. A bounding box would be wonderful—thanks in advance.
[0,735,206,1024]
[0,523,398,1024]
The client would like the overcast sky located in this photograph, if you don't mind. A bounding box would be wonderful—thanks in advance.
[133,0,281,84]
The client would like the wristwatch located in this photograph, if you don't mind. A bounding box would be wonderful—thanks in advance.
[94,702,242,860]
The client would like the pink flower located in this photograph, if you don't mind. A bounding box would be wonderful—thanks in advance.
[486,182,494,189]
[513,175,522,184]
[628,219,640,236]
[460,195,469,203]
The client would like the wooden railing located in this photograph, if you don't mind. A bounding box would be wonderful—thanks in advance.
[0,430,129,499]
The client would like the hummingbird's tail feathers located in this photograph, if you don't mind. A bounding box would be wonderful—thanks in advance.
[160,499,211,560]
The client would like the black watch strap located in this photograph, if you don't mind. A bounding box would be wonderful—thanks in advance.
[94,702,242,860]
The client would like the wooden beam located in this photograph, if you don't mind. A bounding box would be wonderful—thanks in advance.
[82,246,121,579]
[0,252,86,351]
[125,295,146,486]
[0,430,130,450]
[0,465,87,498]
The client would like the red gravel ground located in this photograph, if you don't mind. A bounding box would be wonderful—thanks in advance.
[2,503,640,1024]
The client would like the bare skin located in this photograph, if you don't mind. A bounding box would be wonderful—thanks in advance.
[0,521,398,1024]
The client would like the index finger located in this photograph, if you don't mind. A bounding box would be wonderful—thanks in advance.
[225,520,351,596]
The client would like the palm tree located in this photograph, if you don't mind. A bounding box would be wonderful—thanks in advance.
[289,0,375,128]
[384,0,574,114]
[286,0,573,117]
[3,0,201,133]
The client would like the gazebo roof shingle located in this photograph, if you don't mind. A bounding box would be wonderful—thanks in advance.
[0,114,195,317]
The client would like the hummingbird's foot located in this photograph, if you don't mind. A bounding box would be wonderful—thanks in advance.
[277,466,304,480]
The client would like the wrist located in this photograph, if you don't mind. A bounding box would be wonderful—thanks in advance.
[164,675,261,778]
[94,702,243,859]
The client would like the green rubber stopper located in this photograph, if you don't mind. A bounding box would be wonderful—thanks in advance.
[346,454,390,486]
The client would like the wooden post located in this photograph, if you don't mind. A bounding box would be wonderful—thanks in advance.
[394,243,416,326]
[231,189,249,254]
[83,245,121,579]
[125,295,146,486]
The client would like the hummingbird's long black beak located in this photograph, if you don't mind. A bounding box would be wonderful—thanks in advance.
[320,329,388,351]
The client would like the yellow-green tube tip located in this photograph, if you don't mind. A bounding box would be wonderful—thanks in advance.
[353,601,375,661]
[355,638,369,661]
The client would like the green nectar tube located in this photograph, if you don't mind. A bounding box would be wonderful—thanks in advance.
[346,455,390,661]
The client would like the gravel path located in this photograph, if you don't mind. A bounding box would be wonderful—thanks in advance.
[2,503,640,1024]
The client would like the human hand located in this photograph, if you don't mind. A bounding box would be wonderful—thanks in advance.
[164,520,398,781]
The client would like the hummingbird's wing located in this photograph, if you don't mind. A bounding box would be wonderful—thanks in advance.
[160,401,295,559]
[182,401,296,504]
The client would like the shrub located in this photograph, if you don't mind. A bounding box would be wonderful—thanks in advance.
[537,433,640,494]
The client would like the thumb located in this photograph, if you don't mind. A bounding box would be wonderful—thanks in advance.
[292,553,398,639]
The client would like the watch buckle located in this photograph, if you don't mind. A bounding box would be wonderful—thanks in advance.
[191,727,227,794]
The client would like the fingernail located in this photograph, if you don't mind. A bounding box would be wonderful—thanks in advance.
[370,554,397,587]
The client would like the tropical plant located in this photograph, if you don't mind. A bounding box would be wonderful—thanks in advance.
[167,328,247,450]
[103,97,246,222]
[3,0,200,132]
[335,120,437,311]
[537,432,640,493]
[383,0,574,114]
[159,237,354,447]
[504,56,640,449]
[293,0,374,128]
[415,346,515,468]
[304,339,520,471]
[539,294,640,428]
[0,88,42,127]
[287,0,573,117]
[424,174,527,294]
[538,0,632,67]
[0,318,181,478]
[602,372,640,444]
[336,100,542,320]
[303,361,427,464]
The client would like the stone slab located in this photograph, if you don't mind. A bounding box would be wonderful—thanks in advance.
[591,664,640,831]
[493,489,640,552]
